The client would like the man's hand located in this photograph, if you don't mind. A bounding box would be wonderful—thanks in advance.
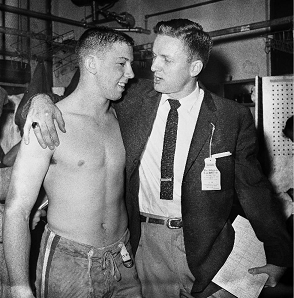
[248,264,287,287]
[23,94,66,150]
[31,209,47,230]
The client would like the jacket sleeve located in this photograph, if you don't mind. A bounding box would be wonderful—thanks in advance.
[234,107,293,267]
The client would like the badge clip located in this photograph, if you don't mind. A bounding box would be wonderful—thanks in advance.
[201,123,221,190]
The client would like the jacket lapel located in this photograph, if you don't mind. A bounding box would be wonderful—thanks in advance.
[184,89,218,176]
[131,88,161,164]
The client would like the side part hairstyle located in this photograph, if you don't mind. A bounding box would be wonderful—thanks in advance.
[154,19,213,68]
[75,26,134,64]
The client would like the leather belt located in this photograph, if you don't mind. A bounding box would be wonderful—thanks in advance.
[140,214,182,229]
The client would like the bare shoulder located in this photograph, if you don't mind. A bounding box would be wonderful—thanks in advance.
[55,95,72,113]
[55,96,84,125]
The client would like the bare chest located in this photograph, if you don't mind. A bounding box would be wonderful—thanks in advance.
[52,117,125,170]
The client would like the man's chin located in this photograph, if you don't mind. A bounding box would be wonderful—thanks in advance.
[153,82,164,93]
[114,95,122,101]
[110,93,123,101]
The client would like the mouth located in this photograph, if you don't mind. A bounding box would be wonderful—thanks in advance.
[154,75,162,84]
[118,82,127,90]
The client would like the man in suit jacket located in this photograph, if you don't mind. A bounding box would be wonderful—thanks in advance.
[22,19,292,298]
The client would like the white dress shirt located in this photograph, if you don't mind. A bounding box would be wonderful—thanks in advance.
[138,84,204,217]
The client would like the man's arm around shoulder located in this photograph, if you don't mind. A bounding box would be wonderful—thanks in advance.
[22,93,66,150]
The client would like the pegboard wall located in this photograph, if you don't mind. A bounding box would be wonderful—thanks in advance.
[262,76,293,158]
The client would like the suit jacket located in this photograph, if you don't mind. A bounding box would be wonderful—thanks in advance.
[115,78,293,296]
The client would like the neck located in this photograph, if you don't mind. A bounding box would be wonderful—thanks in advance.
[69,81,112,117]
[166,80,198,100]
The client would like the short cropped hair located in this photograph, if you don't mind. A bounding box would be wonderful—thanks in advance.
[75,27,134,64]
[154,19,213,68]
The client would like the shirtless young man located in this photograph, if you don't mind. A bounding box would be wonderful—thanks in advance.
[3,27,142,298]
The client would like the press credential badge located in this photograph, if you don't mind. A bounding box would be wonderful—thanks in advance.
[201,157,221,190]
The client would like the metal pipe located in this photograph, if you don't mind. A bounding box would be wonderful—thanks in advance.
[110,27,150,34]
[0,3,150,34]
[2,15,290,46]
[1,0,6,59]
[144,0,225,19]
[0,25,150,41]
[0,25,151,60]
[209,16,293,39]
[135,16,293,52]
[26,0,31,61]
[0,3,93,28]
[144,0,226,30]
[46,0,53,86]
[92,0,97,21]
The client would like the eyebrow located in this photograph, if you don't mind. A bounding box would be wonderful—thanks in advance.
[153,52,172,60]
[118,56,133,62]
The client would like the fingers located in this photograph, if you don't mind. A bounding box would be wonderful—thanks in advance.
[31,113,61,150]
[23,119,32,145]
[31,220,38,230]
[265,280,277,288]
[249,264,286,288]
[55,109,66,133]
[31,210,41,230]
[32,121,51,149]
[248,266,272,287]
[39,209,47,217]
[31,209,47,230]
[248,266,264,275]
[42,109,66,149]
[41,114,59,150]
[23,94,65,149]
[23,111,50,149]
[35,107,64,150]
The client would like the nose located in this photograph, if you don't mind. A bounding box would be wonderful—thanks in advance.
[125,64,134,79]
[151,56,160,72]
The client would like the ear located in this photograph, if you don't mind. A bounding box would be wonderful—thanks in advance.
[190,60,203,77]
[84,55,97,75]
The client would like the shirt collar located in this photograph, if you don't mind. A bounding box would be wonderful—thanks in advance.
[160,82,201,112]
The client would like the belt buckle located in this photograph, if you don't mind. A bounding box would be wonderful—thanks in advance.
[166,218,182,229]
